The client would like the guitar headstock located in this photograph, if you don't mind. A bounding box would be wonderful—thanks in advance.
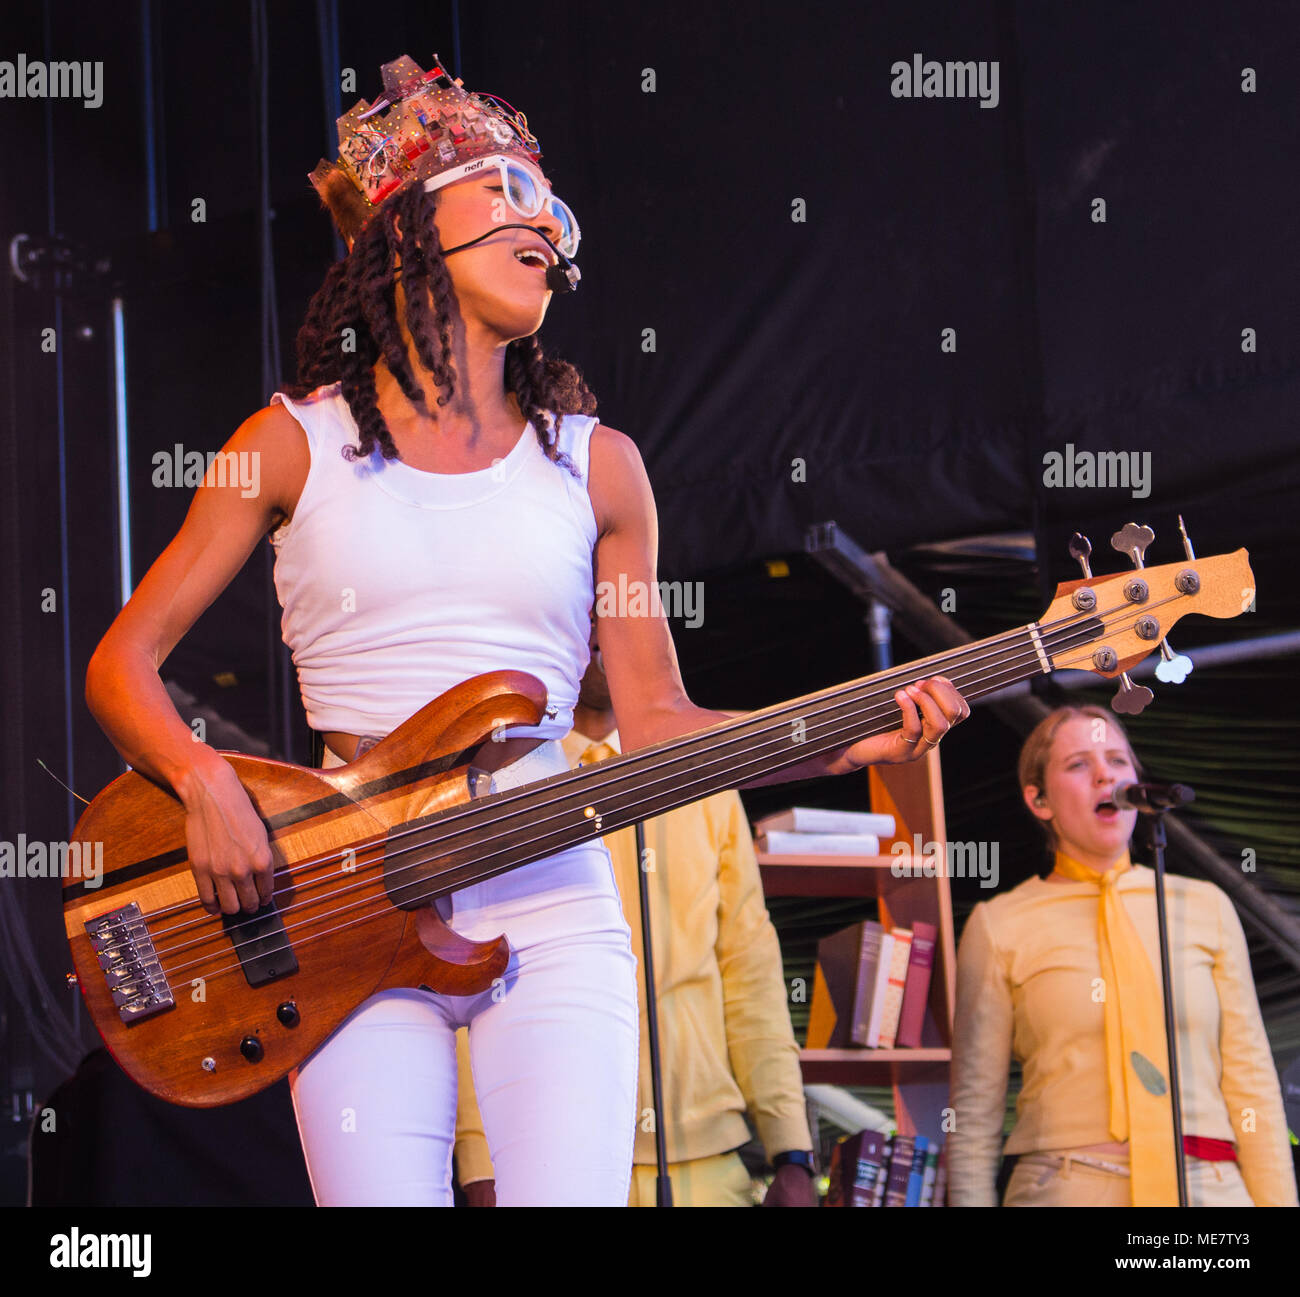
[1036,519,1255,714]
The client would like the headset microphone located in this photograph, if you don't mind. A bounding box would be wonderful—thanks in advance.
[440,223,581,294]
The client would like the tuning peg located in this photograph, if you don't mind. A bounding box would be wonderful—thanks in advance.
[1111,522,1155,569]
[1155,642,1194,684]
[1068,532,1094,579]
[1149,516,1198,681]
[1112,673,1155,714]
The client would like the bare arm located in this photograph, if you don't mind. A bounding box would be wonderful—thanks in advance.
[586,425,968,782]
[85,404,309,913]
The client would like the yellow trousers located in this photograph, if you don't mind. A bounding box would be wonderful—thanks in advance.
[1004,1148,1255,1207]
[627,1151,754,1207]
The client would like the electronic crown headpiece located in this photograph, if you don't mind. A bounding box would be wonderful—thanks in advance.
[309,54,543,248]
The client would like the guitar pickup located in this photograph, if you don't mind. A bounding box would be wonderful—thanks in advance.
[223,902,299,987]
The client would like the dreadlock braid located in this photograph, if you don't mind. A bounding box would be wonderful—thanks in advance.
[398,185,457,404]
[352,206,425,414]
[503,333,592,474]
[286,185,599,467]
[290,259,350,391]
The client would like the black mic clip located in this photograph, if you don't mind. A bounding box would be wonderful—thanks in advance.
[1112,781,1196,814]
[546,258,581,294]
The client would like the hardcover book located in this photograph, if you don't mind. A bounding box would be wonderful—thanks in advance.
[904,1135,929,1207]
[882,1134,916,1207]
[875,928,913,1049]
[824,1129,891,1207]
[861,932,896,1047]
[756,830,881,856]
[806,920,884,1049]
[896,920,937,1049]
[931,1143,948,1208]
[755,807,897,837]
[919,1144,940,1206]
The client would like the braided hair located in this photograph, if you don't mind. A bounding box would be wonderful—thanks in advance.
[286,182,597,468]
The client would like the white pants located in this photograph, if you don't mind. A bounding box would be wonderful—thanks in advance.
[289,741,639,1206]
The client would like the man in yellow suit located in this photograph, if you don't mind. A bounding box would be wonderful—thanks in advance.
[454,635,817,1206]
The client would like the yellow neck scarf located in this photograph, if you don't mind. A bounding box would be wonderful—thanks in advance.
[1053,851,1179,1206]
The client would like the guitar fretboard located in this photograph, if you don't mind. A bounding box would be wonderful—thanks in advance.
[379,617,1100,906]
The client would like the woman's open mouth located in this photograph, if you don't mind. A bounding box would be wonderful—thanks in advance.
[513,247,552,271]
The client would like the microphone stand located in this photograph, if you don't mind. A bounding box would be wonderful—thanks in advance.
[1148,811,1188,1207]
[633,819,673,1206]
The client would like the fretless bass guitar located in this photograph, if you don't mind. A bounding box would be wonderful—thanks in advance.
[64,534,1254,1106]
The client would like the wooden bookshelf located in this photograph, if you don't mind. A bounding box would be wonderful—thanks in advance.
[757,748,957,1157]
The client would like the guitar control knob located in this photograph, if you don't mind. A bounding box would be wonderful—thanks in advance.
[239,1035,264,1063]
[276,1001,300,1028]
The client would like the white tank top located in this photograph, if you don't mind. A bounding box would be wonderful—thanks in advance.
[268,382,598,741]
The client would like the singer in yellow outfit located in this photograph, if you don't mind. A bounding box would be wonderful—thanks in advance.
[947,705,1297,1207]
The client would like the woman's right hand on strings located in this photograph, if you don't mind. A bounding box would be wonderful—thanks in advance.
[179,759,277,915]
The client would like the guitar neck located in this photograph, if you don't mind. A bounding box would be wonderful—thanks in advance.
[382,614,1099,905]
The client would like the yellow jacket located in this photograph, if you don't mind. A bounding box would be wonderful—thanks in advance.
[454,727,811,1181]
[947,863,1298,1206]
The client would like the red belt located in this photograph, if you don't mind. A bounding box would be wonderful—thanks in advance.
[1183,1135,1237,1162]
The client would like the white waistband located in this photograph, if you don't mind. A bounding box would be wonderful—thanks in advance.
[480,739,569,793]
[319,737,568,788]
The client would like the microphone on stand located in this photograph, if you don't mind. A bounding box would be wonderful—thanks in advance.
[1112,782,1195,814]
[440,223,582,293]
[1114,776,1196,1207]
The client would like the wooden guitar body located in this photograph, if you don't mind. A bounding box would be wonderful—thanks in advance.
[64,671,545,1107]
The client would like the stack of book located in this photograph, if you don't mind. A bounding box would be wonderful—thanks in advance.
[824,1131,947,1207]
[805,918,937,1049]
[753,806,897,857]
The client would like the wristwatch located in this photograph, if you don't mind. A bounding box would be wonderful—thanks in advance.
[772,1150,816,1176]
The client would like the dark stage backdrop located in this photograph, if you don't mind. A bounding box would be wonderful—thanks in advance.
[2,0,1297,1204]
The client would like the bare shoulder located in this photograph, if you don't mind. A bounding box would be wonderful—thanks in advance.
[588,423,653,535]
[224,400,312,526]
[590,422,646,475]
[229,401,309,462]
[590,421,639,453]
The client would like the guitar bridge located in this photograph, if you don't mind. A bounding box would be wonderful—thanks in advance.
[85,902,175,1025]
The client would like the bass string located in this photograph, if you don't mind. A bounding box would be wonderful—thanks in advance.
[145,584,1182,976]
[147,619,1107,983]
[147,594,1144,961]
[148,664,1063,990]
[144,608,1095,950]
[145,621,1064,962]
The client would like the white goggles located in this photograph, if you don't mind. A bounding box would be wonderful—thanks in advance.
[423,153,581,259]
